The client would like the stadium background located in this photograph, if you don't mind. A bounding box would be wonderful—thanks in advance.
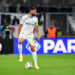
[0,0,75,75]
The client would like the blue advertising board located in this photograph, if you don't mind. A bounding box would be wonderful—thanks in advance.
[14,38,75,55]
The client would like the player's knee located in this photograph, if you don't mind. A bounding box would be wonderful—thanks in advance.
[18,40,22,44]
[31,46,35,52]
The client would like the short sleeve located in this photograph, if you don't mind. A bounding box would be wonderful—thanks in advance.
[34,18,38,26]
[20,16,25,25]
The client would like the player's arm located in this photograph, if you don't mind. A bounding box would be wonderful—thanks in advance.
[18,24,22,39]
[18,16,25,39]
[18,16,25,38]
[35,23,40,41]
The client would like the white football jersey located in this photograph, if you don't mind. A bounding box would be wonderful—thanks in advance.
[20,14,38,35]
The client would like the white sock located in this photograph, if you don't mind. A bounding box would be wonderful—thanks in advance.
[18,44,22,57]
[32,52,37,66]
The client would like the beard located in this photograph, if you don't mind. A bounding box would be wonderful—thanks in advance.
[32,14,36,17]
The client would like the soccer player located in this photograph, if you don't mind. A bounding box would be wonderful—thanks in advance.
[18,7,40,69]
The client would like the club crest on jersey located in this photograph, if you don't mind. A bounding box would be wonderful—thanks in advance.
[26,40,41,52]
[25,18,29,20]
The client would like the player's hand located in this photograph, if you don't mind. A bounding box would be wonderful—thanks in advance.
[37,36,40,41]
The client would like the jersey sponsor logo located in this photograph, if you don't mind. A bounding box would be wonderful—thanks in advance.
[26,40,41,52]
[0,43,2,51]
[25,22,34,26]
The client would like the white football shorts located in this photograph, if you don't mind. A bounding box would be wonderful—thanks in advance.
[19,32,34,46]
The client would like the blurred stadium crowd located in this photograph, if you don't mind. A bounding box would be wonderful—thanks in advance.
[0,0,75,13]
[0,0,75,39]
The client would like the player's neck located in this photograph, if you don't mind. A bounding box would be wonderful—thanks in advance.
[28,13,32,18]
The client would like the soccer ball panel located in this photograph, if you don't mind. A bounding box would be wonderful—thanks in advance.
[25,62,32,69]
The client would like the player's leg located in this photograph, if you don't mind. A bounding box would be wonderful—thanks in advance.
[18,38,24,62]
[28,39,39,69]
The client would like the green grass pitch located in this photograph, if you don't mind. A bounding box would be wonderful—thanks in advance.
[0,55,75,75]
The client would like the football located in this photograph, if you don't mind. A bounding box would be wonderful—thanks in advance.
[25,62,32,69]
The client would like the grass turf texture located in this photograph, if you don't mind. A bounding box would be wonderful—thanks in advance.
[0,55,75,75]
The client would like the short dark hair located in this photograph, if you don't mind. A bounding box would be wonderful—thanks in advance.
[29,7,36,12]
